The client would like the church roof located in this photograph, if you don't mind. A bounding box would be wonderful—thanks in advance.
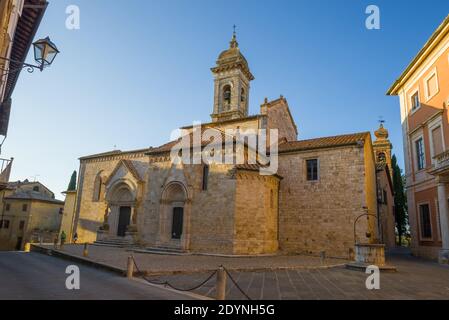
[146,128,240,155]
[235,163,283,180]
[180,115,260,130]
[79,148,150,161]
[278,132,370,153]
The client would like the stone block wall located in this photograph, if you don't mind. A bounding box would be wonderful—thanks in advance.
[278,144,371,258]
[75,152,147,243]
[234,171,280,254]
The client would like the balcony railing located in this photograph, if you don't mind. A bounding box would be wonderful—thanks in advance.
[433,150,449,173]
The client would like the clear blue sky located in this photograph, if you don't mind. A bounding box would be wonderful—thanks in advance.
[4,0,449,199]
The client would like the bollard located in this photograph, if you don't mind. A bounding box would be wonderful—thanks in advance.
[127,256,134,279]
[24,243,31,252]
[320,251,326,265]
[83,243,88,257]
[216,266,227,300]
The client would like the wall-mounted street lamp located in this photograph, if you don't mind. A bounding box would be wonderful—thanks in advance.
[0,36,59,75]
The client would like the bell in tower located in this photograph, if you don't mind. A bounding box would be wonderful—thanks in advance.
[210,28,255,122]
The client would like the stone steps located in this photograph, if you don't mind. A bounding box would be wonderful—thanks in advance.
[93,238,138,249]
[133,246,190,256]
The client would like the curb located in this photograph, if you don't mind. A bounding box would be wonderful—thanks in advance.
[31,244,126,276]
[31,244,347,277]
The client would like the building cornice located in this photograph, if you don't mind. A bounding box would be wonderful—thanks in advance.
[387,14,449,96]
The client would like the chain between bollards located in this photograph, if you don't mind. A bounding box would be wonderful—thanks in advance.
[129,256,251,300]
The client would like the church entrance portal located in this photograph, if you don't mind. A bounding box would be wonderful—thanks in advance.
[171,207,184,239]
[117,206,131,237]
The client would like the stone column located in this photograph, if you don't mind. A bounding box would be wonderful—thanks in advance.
[437,178,449,264]
[131,206,136,225]
[127,206,138,234]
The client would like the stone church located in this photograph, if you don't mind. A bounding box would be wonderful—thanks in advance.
[70,33,396,258]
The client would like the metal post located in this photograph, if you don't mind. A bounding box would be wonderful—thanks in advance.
[216,266,227,300]
[127,256,134,279]
[83,243,88,257]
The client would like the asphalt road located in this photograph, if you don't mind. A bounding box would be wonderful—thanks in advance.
[0,252,195,300]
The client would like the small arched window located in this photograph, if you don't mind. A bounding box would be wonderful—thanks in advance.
[223,85,231,108]
[202,165,209,191]
[93,173,103,202]
[33,186,39,192]
[240,88,246,103]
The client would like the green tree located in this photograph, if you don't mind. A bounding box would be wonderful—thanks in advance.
[67,170,77,191]
[391,155,408,246]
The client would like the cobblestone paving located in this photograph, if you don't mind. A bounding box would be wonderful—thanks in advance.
[151,254,449,300]
[42,244,346,274]
[38,245,449,299]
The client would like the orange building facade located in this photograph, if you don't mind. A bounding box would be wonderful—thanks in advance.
[388,15,449,263]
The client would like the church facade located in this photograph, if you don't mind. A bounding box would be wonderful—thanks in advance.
[71,33,395,258]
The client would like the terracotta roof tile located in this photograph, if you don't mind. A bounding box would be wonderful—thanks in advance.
[147,128,232,155]
[278,132,370,153]
[234,163,283,179]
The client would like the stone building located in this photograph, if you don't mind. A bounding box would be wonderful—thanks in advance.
[71,32,395,258]
[387,14,449,263]
[0,180,64,250]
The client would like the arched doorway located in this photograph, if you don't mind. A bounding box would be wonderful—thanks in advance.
[159,182,191,250]
[105,180,137,238]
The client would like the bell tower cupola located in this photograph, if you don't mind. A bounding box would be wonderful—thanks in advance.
[211,28,254,122]
[373,121,393,175]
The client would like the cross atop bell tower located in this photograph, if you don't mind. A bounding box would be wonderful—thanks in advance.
[210,29,255,122]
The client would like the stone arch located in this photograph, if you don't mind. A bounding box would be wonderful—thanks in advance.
[161,181,187,203]
[106,179,137,205]
[158,181,191,250]
[219,81,234,112]
[92,170,105,202]
[104,179,138,238]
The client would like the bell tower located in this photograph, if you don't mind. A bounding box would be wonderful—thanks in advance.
[373,122,393,175]
[211,29,254,122]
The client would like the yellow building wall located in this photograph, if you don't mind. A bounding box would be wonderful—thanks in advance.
[363,135,379,243]
[59,191,77,242]
[0,200,63,250]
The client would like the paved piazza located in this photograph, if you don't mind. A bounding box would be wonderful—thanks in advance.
[42,244,346,274]
[155,253,449,300]
[34,245,449,300]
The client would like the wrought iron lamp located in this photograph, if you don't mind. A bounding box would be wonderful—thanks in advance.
[0,36,59,75]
